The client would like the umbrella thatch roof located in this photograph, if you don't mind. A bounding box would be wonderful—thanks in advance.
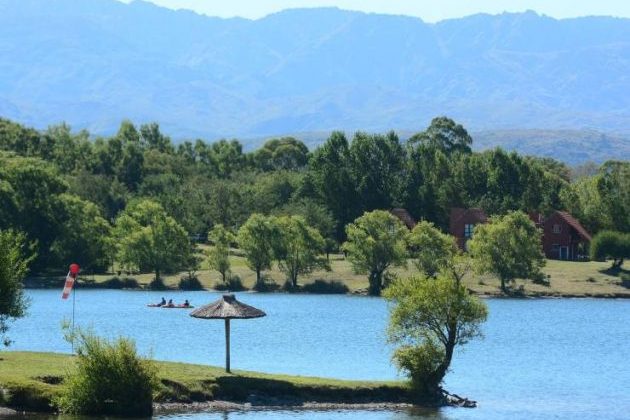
[190,294,266,320]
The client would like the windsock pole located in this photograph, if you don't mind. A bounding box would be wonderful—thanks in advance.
[62,264,81,353]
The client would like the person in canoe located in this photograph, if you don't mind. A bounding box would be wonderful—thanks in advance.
[183,299,190,307]
[148,297,167,307]
[166,299,174,308]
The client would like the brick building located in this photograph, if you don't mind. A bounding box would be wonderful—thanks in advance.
[449,208,592,260]
[449,208,488,251]
[530,211,592,260]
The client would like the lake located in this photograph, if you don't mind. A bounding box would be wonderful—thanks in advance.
[7,290,630,419]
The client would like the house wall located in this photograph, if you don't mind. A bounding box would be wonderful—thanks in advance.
[541,212,582,260]
[450,209,487,250]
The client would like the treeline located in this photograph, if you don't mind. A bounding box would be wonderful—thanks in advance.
[0,116,627,274]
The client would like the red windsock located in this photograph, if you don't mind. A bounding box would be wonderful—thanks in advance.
[61,263,80,300]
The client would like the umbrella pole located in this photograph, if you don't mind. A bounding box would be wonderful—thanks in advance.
[225,319,230,373]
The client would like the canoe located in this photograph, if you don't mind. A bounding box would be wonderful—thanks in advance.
[162,305,194,309]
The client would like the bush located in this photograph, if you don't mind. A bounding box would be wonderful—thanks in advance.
[252,275,280,292]
[214,275,247,291]
[55,330,158,416]
[97,276,139,289]
[178,275,204,290]
[301,279,349,294]
[148,277,169,290]
[590,230,630,269]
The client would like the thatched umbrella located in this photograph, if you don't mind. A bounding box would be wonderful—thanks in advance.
[190,294,266,373]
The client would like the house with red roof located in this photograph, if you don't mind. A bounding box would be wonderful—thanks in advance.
[531,211,592,260]
[390,208,417,230]
[449,208,592,260]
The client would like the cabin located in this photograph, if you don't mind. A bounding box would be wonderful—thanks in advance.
[449,208,488,250]
[449,208,592,260]
[532,211,592,260]
[390,208,417,230]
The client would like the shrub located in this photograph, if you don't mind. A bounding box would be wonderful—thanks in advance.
[252,275,280,292]
[178,275,204,290]
[214,275,247,291]
[590,230,630,269]
[302,279,349,294]
[55,330,158,416]
[95,276,140,289]
[148,277,169,290]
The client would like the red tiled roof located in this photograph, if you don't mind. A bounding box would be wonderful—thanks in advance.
[555,211,592,242]
[390,208,417,229]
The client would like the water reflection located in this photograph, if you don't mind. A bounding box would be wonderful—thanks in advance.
[5,407,452,420]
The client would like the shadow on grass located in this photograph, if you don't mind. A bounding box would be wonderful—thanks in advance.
[599,265,629,277]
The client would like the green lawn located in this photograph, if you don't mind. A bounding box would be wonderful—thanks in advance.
[0,351,407,412]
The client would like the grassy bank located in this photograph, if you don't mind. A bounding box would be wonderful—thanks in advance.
[25,253,630,298]
[0,352,408,413]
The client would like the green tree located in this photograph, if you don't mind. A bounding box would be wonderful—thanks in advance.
[590,230,630,269]
[0,155,67,272]
[561,175,610,234]
[309,131,359,240]
[409,116,473,155]
[139,122,172,153]
[237,214,279,288]
[51,194,113,273]
[274,215,328,288]
[349,131,405,213]
[596,161,629,233]
[469,211,545,293]
[276,198,337,258]
[254,137,309,171]
[342,210,408,296]
[408,221,459,279]
[0,230,35,346]
[384,274,488,400]
[207,224,234,283]
[113,200,191,281]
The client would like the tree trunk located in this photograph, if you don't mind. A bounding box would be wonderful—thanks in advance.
[500,277,507,293]
[435,323,457,383]
[368,270,383,296]
[155,268,160,282]
[255,268,262,288]
[291,268,298,288]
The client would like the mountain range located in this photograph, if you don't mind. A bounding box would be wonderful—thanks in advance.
[0,0,629,162]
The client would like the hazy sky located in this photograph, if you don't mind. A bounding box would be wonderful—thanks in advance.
[119,0,630,20]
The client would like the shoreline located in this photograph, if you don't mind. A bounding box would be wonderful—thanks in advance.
[0,352,412,415]
[20,280,630,299]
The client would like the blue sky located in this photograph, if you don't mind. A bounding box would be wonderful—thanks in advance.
[119,0,630,20]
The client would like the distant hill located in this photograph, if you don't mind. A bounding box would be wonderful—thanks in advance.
[0,0,629,162]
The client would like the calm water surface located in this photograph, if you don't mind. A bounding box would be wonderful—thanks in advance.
[7,290,630,419]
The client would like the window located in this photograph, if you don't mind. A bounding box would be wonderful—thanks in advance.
[464,224,474,238]
[553,224,561,234]
[552,244,560,253]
